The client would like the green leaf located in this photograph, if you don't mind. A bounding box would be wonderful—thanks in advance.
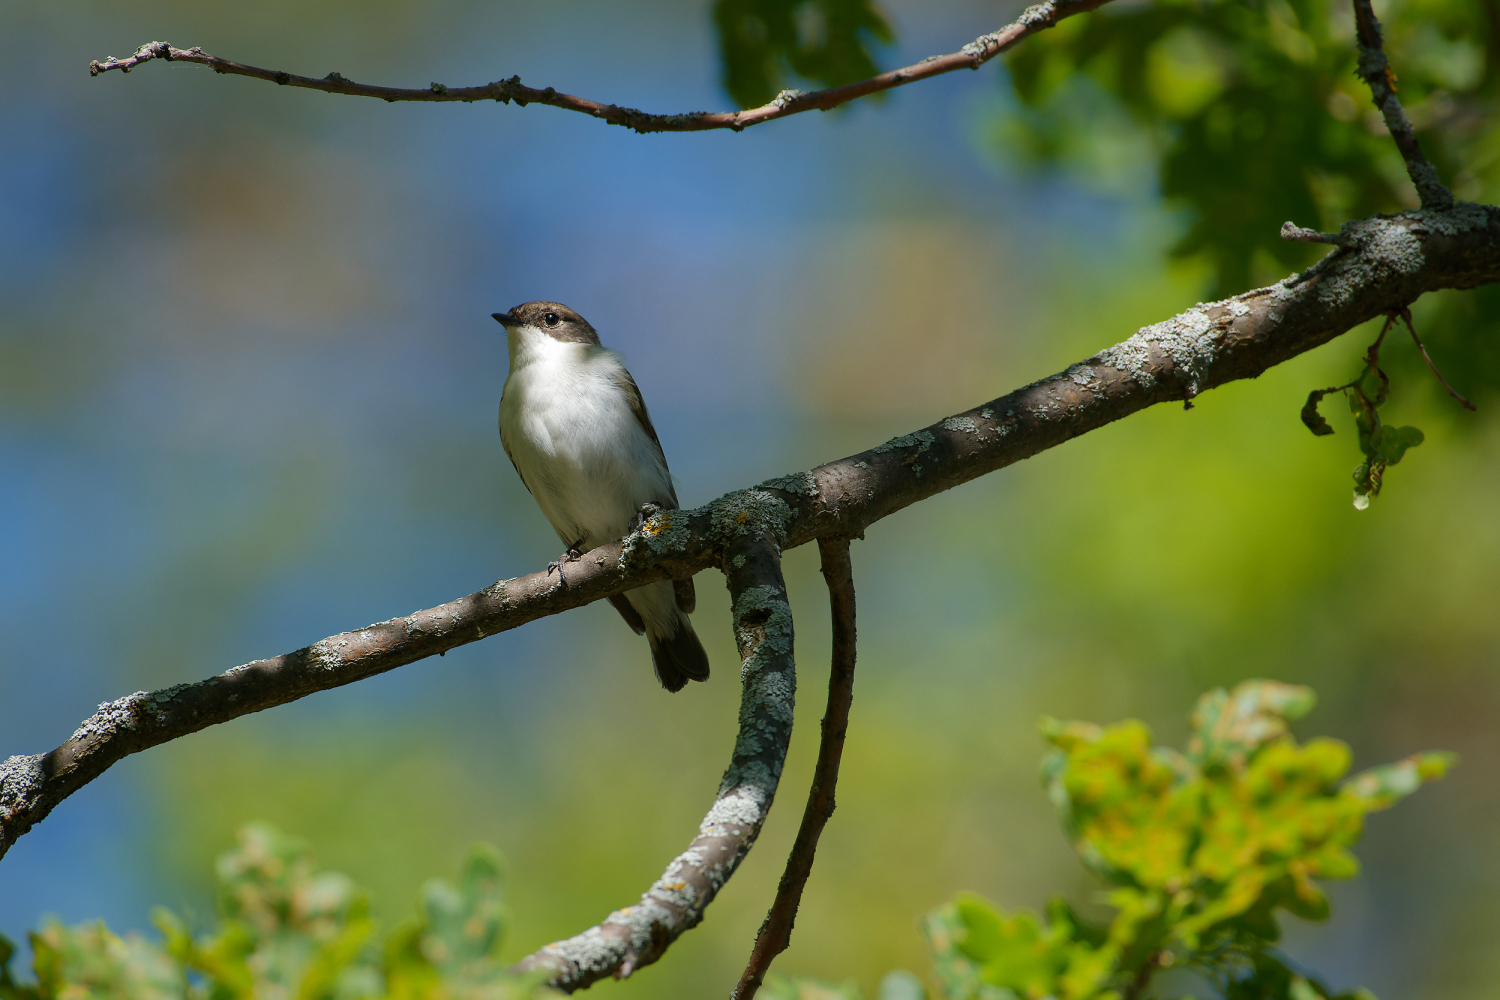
[1187,680,1316,766]
[994,0,1496,295]
[1354,366,1389,410]
[1375,425,1424,465]
[1342,751,1455,810]
[951,895,1011,965]
[932,894,1110,999]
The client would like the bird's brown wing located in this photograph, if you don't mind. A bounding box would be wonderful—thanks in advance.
[608,368,695,613]
[609,367,679,507]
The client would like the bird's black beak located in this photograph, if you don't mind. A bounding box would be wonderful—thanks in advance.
[492,311,517,328]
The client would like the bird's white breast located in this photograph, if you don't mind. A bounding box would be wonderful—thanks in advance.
[499,327,674,548]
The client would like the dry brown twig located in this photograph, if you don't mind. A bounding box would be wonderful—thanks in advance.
[1397,308,1477,411]
[87,0,1115,134]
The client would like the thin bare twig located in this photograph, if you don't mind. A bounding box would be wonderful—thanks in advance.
[1350,0,1454,210]
[1122,951,1171,1000]
[1369,309,1398,365]
[87,0,1115,134]
[731,537,858,1000]
[1397,307,1477,410]
[1280,221,1351,246]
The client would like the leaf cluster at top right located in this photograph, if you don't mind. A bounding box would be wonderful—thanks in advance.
[998,0,1495,297]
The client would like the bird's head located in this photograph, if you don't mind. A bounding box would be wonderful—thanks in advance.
[492,301,600,345]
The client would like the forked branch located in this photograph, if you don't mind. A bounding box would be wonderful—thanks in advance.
[86,0,1115,134]
[732,537,859,1000]
[1351,0,1454,210]
[511,533,796,990]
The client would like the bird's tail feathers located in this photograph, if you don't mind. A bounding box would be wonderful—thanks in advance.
[647,617,710,693]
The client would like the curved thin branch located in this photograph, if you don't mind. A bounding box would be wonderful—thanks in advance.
[1351,0,1454,210]
[732,537,857,1000]
[86,0,1115,134]
[511,532,795,991]
[1397,307,1476,410]
[4,200,1499,985]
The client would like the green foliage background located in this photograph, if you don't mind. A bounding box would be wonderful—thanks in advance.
[714,0,894,107]
[992,0,1500,419]
[1,1,1498,998]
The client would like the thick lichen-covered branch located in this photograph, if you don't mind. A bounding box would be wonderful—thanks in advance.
[86,0,1115,135]
[511,533,796,991]
[4,199,1499,987]
[0,488,786,865]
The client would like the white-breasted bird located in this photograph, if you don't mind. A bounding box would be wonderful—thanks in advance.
[492,301,710,692]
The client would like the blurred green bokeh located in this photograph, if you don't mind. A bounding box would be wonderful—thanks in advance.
[1,1,1497,999]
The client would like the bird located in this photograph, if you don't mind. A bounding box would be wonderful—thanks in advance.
[492,301,710,692]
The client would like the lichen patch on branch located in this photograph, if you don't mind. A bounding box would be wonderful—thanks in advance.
[758,471,820,498]
[708,489,796,548]
[1096,304,1221,399]
[941,415,981,434]
[0,756,45,815]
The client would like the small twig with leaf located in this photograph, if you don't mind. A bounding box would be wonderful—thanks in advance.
[1302,307,1473,508]
[1302,314,1416,508]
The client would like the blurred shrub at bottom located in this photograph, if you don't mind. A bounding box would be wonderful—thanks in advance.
[773,681,1451,1000]
[0,824,558,1000]
[3,681,1452,1000]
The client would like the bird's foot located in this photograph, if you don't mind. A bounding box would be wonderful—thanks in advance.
[629,503,663,535]
[547,543,584,587]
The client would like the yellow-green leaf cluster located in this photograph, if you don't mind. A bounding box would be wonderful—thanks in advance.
[925,681,1452,1000]
[0,825,557,1000]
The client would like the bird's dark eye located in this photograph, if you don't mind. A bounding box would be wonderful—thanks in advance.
[544,312,559,326]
